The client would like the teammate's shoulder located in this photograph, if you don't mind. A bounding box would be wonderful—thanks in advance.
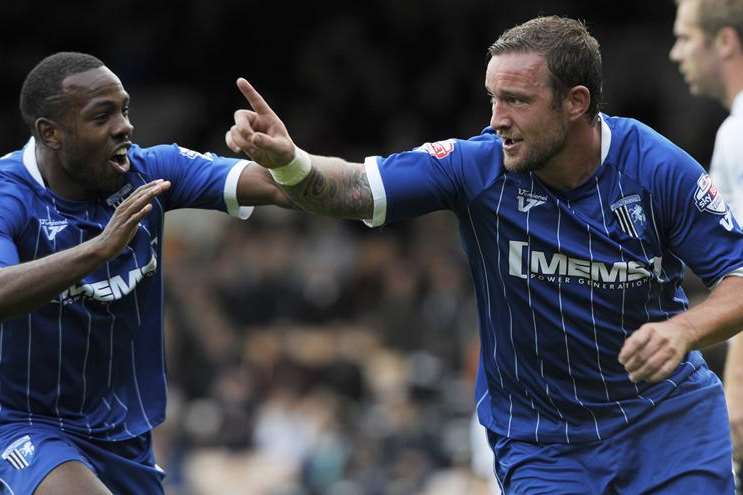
[603,114,661,143]
[0,148,23,164]
[715,112,743,144]
[0,147,39,195]
[411,129,500,160]
[0,147,26,173]
[126,143,178,170]
[603,114,695,175]
[468,127,501,148]
[136,143,217,159]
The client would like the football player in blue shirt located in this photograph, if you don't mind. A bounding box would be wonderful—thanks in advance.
[0,52,288,494]
[227,16,743,494]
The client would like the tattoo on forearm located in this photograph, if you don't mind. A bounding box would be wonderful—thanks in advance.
[285,163,373,219]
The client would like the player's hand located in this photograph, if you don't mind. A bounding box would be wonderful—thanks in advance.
[226,78,295,169]
[93,180,171,259]
[618,319,694,383]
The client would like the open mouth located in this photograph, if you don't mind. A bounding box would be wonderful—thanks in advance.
[109,144,131,174]
[503,137,523,151]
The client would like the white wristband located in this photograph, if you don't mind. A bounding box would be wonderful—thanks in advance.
[269,147,312,186]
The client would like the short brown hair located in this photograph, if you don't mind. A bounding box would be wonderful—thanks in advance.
[488,16,603,119]
[676,0,743,44]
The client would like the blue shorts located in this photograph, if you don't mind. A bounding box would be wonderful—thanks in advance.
[0,422,164,494]
[488,366,735,494]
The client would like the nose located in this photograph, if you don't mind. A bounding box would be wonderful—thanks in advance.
[490,100,511,132]
[669,41,680,63]
[112,114,134,139]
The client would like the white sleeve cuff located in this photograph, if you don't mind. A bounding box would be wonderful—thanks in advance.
[712,265,743,289]
[224,160,254,220]
[363,156,387,228]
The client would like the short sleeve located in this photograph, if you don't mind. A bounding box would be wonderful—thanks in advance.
[656,148,743,287]
[364,132,503,226]
[137,144,253,219]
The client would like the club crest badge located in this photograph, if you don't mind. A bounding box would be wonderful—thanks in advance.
[611,194,646,238]
[2,435,35,470]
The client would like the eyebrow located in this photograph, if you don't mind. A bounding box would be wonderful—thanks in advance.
[84,96,130,112]
[488,89,532,99]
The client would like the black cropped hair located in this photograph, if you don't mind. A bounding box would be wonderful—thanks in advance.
[19,52,105,133]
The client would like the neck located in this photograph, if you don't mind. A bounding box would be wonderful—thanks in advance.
[35,144,89,201]
[721,60,743,110]
[534,117,602,192]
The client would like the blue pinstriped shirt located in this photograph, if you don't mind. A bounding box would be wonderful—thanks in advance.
[365,115,743,443]
[0,140,251,440]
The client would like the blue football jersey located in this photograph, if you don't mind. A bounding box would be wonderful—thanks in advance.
[364,115,743,443]
[0,138,252,441]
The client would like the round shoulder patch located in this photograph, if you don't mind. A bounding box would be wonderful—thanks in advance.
[694,174,726,215]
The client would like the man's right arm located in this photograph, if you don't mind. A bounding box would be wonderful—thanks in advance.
[281,155,373,220]
[225,78,374,220]
[0,180,170,320]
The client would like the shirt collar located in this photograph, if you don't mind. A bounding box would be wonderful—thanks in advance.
[22,137,45,188]
[731,91,743,117]
[599,114,611,165]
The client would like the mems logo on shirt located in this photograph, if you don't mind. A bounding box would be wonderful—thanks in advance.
[508,241,662,289]
[57,252,158,304]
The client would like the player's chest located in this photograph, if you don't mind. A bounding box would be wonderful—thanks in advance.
[471,176,661,258]
[18,201,161,263]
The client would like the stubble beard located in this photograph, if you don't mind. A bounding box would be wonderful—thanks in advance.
[503,119,568,174]
[62,147,124,196]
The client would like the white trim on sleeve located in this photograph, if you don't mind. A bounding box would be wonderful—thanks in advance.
[711,265,743,289]
[363,156,387,228]
[224,160,254,220]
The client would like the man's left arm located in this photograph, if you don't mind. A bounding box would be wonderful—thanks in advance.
[619,275,743,383]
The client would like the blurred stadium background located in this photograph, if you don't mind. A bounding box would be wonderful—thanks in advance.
[0,1,726,493]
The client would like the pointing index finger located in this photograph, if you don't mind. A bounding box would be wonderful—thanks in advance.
[236,78,273,115]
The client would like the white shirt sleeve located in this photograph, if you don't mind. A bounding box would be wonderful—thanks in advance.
[710,113,743,223]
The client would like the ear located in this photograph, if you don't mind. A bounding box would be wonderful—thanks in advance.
[35,118,63,150]
[564,85,591,121]
[715,26,742,59]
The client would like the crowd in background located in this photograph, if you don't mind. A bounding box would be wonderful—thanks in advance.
[0,1,724,493]
[156,208,489,494]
